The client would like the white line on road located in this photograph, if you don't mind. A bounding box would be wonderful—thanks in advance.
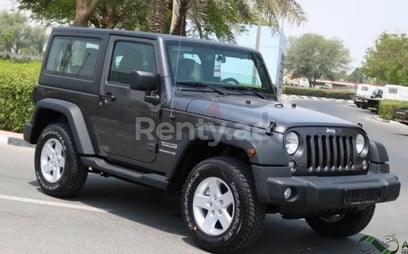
[0,194,108,213]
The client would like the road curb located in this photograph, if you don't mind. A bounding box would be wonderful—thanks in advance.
[0,132,34,148]
[371,115,401,124]
[281,94,353,104]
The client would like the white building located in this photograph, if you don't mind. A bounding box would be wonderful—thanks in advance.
[235,25,287,93]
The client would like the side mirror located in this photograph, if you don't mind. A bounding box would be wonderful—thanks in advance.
[129,70,159,91]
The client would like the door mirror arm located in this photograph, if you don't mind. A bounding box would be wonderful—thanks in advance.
[145,90,160,105]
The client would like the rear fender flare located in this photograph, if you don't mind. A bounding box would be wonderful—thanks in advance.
[30,98,94,155]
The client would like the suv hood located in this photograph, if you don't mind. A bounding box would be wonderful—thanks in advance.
[181,96,357,132]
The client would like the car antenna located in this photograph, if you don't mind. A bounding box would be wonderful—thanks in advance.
[169,19,185,121]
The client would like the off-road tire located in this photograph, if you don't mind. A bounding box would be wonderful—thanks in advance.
[34,123,88,198]
[306,204,375,238]
[182,157,265,254]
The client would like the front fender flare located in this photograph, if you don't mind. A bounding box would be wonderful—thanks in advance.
[369,140,389,164]
[189,125,288,166]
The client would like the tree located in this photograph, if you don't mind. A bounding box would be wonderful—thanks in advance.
[136,0,253,40]
[170,0,189,35]
[19,0,305,42]
[0,11,47,55]
[185,0,253,41]
[148,0,167,33]
[167,0,305,40]
[348,67,365,83]
[285,33,350,86]
[256,0,306,27]
[362,33,408,86]
[74,0,101,26]
[18,0,148,29]
[18,0,75,25]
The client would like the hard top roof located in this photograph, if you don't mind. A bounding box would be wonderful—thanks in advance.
[52,26,256,53]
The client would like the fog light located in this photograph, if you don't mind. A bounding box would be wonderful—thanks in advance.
[289,160,297,173]
[284,188,292,200]
[362,160,368,170]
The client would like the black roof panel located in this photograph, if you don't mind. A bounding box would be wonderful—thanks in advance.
[51,27,257,53]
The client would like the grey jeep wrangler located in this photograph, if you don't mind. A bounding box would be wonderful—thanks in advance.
[24,27,400,253]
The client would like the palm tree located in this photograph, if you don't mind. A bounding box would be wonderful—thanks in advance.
[170,0,191,36]
[185,0,253,41]
[167,0,305,41]
[148,0,168,33]
[255,0,306,27]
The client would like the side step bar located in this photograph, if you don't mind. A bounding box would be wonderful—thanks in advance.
[81,157,169,190]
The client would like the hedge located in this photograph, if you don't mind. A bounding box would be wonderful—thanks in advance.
[0,60,41,132]
[282,86,355,100]
[378,100,408,120]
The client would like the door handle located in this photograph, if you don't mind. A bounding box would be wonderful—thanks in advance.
[100,93,116,103]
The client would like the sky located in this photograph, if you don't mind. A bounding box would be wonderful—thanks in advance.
[1,0,15,11]
[1,0,408,69]
[284,0,408,69]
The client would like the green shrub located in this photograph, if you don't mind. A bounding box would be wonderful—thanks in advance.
[0,60,41,132]
[378,100,408,120]
[282,86,355,100]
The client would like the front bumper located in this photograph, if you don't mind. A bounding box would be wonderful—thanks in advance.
[252,165,400,213]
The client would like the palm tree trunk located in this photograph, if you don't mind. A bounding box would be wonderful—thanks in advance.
[170,0,190,36]
[148,0,167,33]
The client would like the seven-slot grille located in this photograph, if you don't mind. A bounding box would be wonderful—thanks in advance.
[290,127,367,176]
[306,135,355,172]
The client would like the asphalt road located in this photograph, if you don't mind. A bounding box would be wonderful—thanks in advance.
[0,99,407,254]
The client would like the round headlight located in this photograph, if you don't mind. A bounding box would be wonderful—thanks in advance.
[356,134,365,154]
[285,132,299,155]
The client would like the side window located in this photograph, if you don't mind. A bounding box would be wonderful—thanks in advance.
[109,41,156,84]
[46,37,100,80]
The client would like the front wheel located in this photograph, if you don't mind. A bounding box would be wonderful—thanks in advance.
[306,204,375,238]
[182,157,265,254]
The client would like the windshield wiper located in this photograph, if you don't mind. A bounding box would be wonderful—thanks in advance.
[176,81,226,95]
[221,85,268,99]
[75,53,90,77]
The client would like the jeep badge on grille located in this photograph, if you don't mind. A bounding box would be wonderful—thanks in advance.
[326,128,336,134]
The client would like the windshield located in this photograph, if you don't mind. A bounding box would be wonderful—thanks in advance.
[166,42,274,94]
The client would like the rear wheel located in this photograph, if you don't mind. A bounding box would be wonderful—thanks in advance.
[306,205,375,238]
[182,157,265,254]
[34,123,88,198]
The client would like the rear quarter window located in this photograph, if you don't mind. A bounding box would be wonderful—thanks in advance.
[45,36,101,80]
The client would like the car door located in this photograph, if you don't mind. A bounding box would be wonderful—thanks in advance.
[93,36,160,164]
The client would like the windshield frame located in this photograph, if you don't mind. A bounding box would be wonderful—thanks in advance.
[164,41,275,96]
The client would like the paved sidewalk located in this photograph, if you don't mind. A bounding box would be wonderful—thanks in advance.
[0,130,34,148]
[280,94,353,103]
